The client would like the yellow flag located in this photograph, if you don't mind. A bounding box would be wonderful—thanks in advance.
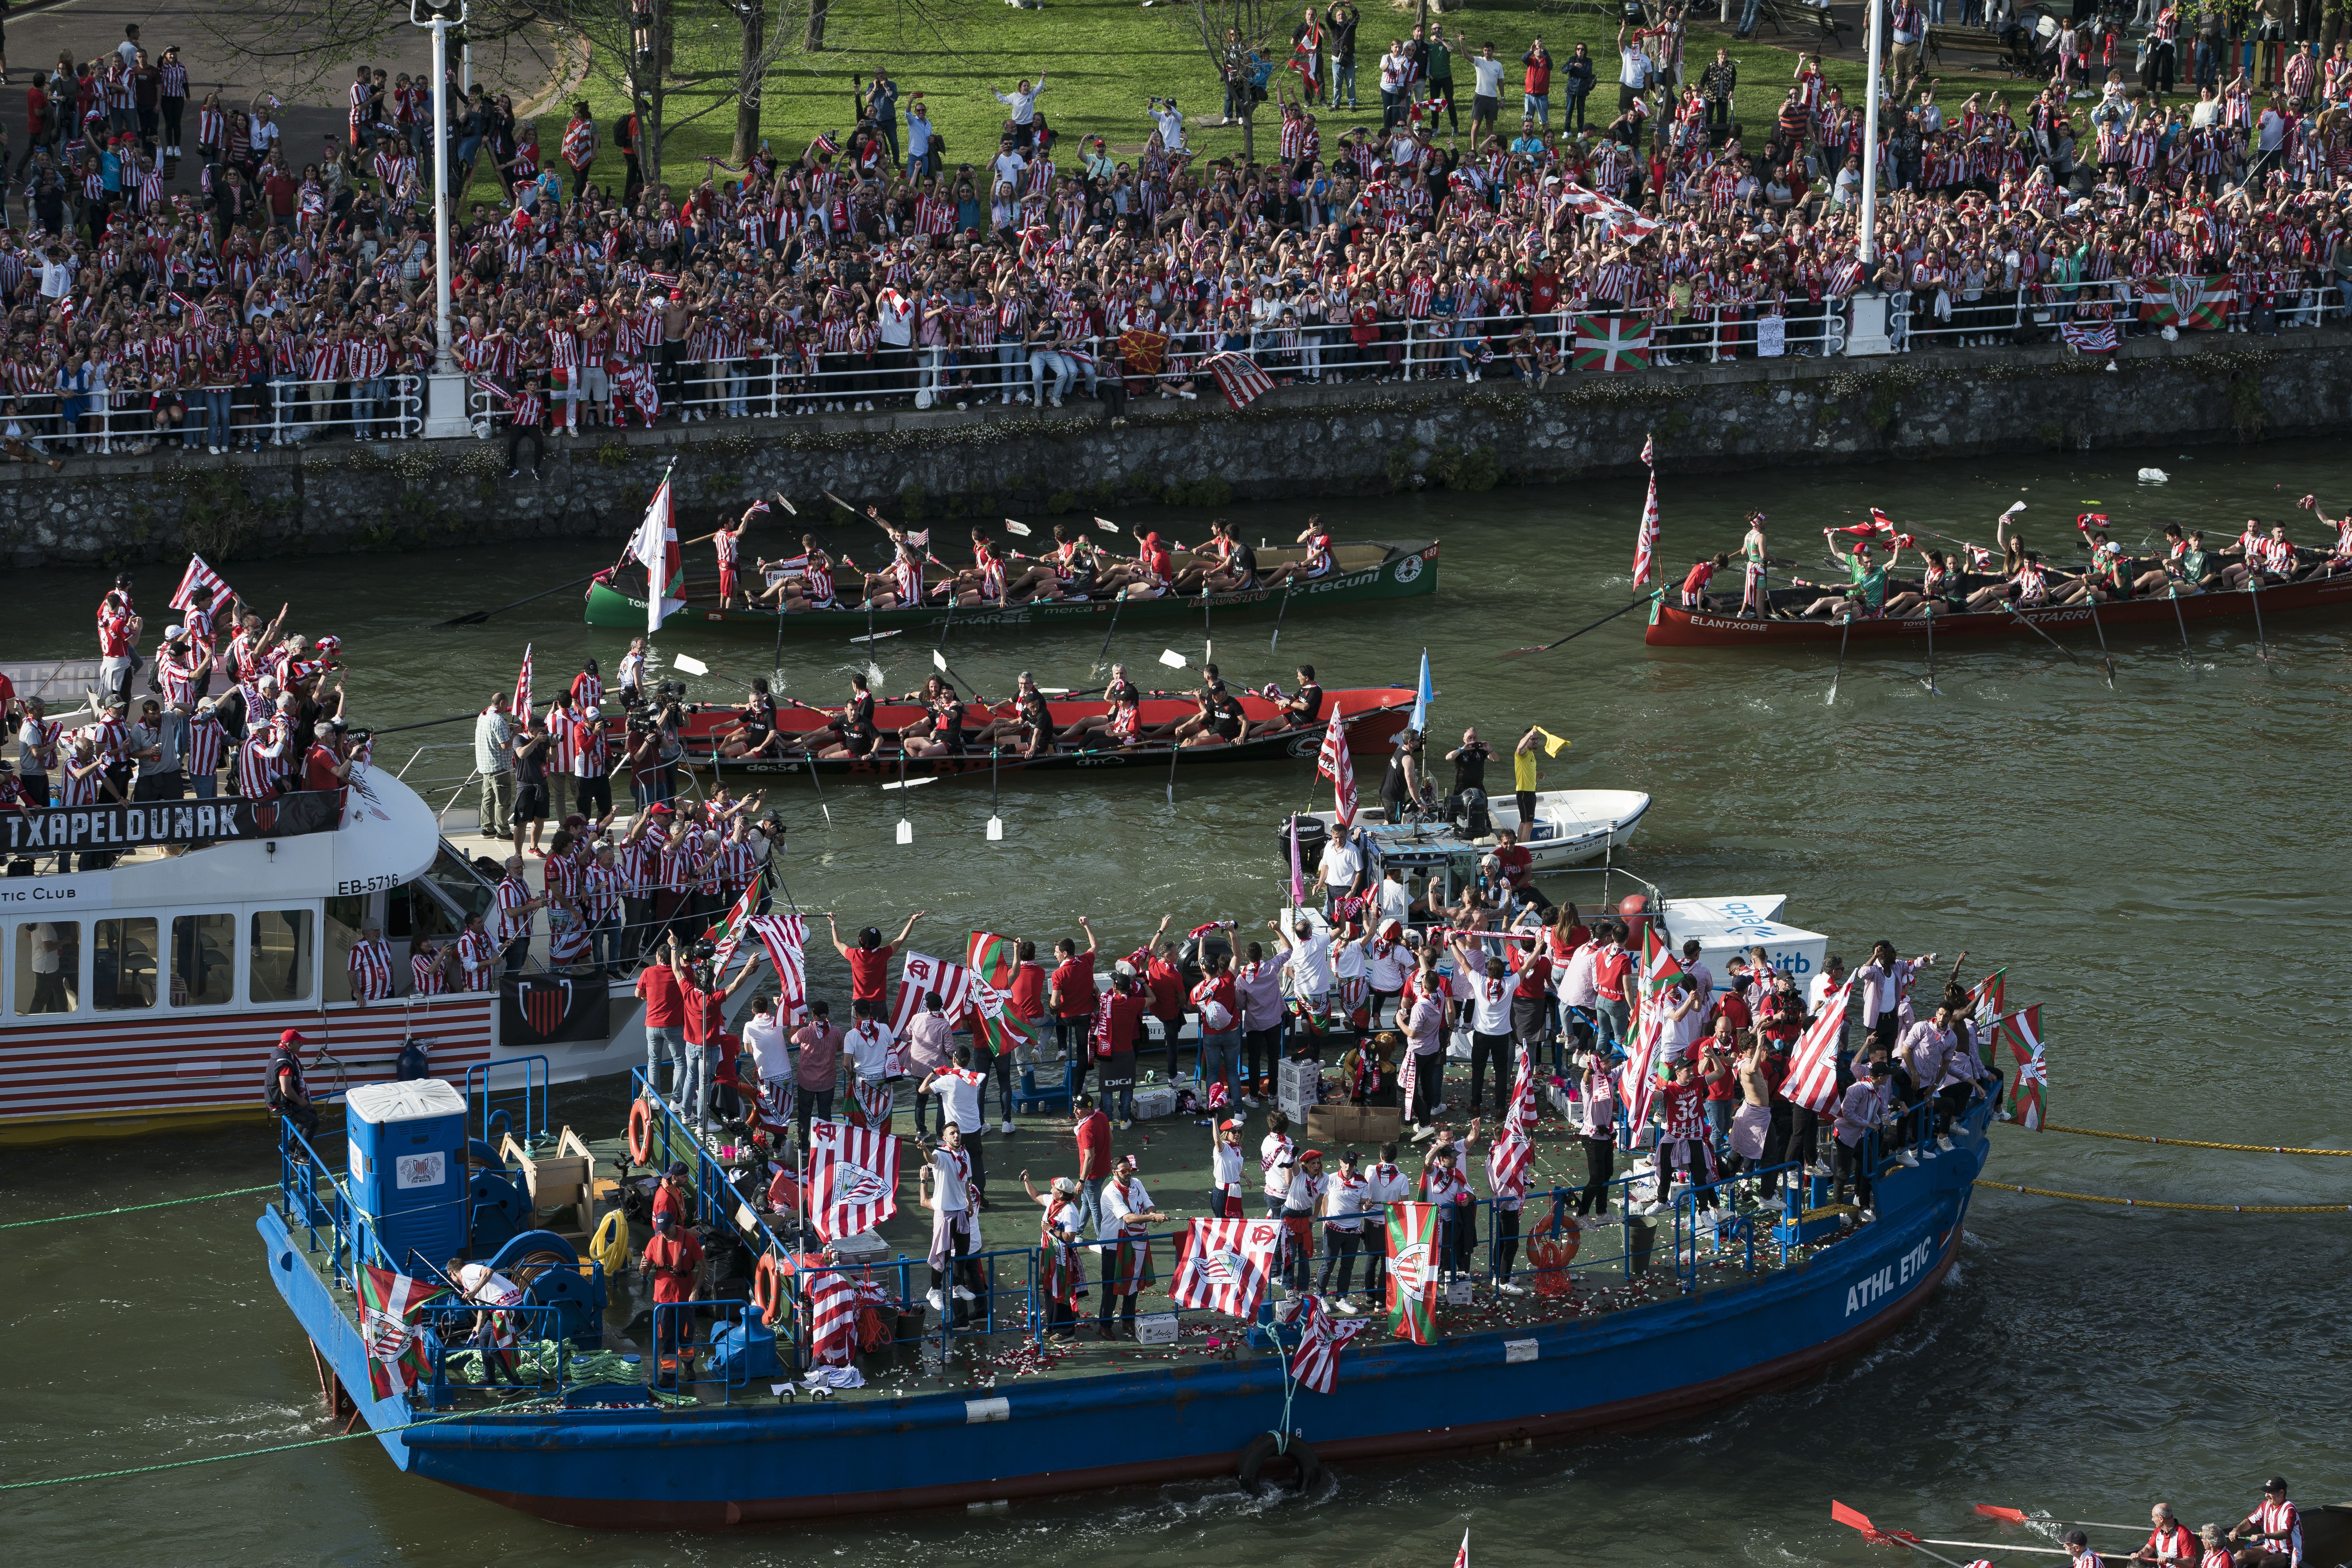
[1536,726,1572,757]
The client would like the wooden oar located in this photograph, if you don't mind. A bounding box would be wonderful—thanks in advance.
[1832,1503,1971,1568]
[2083,595,2118,689]
[987,745,1004,841]
[2247,577,2270,661]
[1091,592,1126,677]
[1923,611,1939,696]
[1503,591,1658,656]
[2166,584,2193,665]
[805,743,832,826]
[2000,604,2080,662]
[1976,1506,2144,1533]
[1269,579,1294,652]
[1921,1539,2065,1557]
[1826,615,1851,706]
[436,568,606,628]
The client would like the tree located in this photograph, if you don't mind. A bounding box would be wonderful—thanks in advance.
[1176,0,1281,164]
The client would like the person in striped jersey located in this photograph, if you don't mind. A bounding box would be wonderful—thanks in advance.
[347,924,396,1003]
[411,938,452,997]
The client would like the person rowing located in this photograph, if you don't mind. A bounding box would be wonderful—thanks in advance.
[940,527,1011,608]
[1059,662,1140,747]
[969,671,1056,758]
[2311,494,2352,572]
[1041,525,1100,600]
[1176,518,1259,595]
[896,674,968,759]
[1180,681,1247,748]
[862,504,936,608]
[1095,528,1174,601]
[713,679,784,758]
[751,535,839,613]
[1886,547,1963,617]
[793,672,879,759]
[1245,664,1324,739]
[1260,514,1337,585]
[1964,547,2053,612]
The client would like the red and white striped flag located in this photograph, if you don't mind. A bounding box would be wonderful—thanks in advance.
[1170,1216,1283,1318]
[1780,979,1854,1112]
[1486,1050,1538,1198]
[1287,1292,1370,1394]
[746,913,809,1023]
[1314,708,1356,826]
[1630,437,1659,588]
[888,949,975,1037]
[1453,1530,1470,1568]
[807,1267,889,1365]
[1203,350,1274,410]
[706,879,762,980]
[512,642,533,721]
[805,1120,900,1242]
[168,553,231,614]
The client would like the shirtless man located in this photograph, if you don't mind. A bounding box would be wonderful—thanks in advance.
[1738,512,1792,617]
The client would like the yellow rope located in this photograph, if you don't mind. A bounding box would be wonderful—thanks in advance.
[2030,1123,2352,1158]
[1973,1180,2352,1215]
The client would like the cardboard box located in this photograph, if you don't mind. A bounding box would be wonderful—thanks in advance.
[1302,1105,1405,1147]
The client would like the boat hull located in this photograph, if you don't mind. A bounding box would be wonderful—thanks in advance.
[263,1103,1990,1529]
[1645,571,2352,647]
[1296,790,1651,874]
[585,541,1440,635]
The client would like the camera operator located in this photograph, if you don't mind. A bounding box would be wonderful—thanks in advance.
[1148,95,1187,152]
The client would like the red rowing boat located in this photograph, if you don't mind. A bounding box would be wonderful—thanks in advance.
[1644,570,2352,647]
[668,686,1416,781]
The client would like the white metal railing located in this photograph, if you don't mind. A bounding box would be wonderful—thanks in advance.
[8,373,421,454]
[443,270,2348,432]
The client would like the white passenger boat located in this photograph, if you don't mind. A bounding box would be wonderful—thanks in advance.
[1285,788,1651,874]
[0,765,648,1147]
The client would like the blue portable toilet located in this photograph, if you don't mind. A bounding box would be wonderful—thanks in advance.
[346,1079,468,1273]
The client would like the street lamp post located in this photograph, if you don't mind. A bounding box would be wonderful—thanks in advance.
[1846,0,1892,356]
[412,0,475,436]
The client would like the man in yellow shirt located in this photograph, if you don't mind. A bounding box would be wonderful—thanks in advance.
[1512,724,1541,833]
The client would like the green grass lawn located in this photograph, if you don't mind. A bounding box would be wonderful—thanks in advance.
[475,0,2024,209]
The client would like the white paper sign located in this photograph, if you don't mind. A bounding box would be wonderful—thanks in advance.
[1445,1278,1474,1306]
[394,1151,446,1190]
[1755,314,1787,358]
[1135,1311,1180,1345]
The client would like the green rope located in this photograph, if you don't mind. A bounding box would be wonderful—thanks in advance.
[0,1399,559,1492]
[0,1184,278,1230]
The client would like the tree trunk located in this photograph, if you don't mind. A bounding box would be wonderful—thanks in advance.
[733,0,767,163]
[1241,102,1254,163]
[807,0,830,53]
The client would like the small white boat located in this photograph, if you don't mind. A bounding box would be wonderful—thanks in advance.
[1290,788,1651,873]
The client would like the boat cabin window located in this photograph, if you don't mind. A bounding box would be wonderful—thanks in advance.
[13,920,79,1015]
[422,844,496,925]
[93,918,159,1011]
[388,880,458,946]
[250,909,314,1004]
[325,895,365,1004]
[171,913,236,1007]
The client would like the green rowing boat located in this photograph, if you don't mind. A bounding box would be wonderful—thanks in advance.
[581,538,1441,635]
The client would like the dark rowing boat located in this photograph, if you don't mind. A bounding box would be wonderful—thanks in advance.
[673,688,1417,781]
[1646,562,2352,648]
[583,539,1440,635]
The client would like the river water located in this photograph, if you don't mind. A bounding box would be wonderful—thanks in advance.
[8,441,2349,1564]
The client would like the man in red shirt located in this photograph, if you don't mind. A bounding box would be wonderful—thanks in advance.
[1190,952,1242,1107]
[670,938,755,1131]
[1508,940,1553,1073]
[302,722,356,795]
[1591,928,1634,1050]
[827,909,925,1009]
[640,1209,703,1387]
[1070,1093,1112,1237]
[1095,964,1148,1127]
[1130,916,1187,1081]
[637,935,685,1105]
[1047,916,1098,1086]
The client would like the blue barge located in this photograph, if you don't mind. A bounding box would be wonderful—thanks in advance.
[258,1063,1993,1529]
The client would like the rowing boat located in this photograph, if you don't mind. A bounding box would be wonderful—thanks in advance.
[583,538,1440,635]
[673,688,1417,782]
[1645,568,2352,648]
[1284,789,1652,873]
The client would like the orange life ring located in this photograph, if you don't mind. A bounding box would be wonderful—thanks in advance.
[1524,1212,1582,1296]
[751,1251,786,1326]
[626,1099,653,1166]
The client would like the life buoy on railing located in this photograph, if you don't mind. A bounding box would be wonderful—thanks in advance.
[1238,1431,1323,1495]
[751,1250,786,1327]
[1524,1212,1581,1297]
[626,1099,653,1166]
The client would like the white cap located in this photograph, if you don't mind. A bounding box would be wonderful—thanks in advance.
[584,705,602,719]
[162,623,184,640]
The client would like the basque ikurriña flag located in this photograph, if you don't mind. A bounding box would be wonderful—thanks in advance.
[2001,1005,2047,1129]
[1573,313,1653,372]
[965,929,1042,1056]
[1385,1200,1441,1345]
[357,1264,445,1399]
[805,1120,900,1241]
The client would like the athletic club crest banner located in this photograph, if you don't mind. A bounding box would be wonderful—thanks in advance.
[1169,1216,1281,1319]
[1385,1200,1440,1345]
[806,1121,900,1241]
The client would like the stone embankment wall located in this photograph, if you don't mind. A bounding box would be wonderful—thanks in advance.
[3,333,2334,568]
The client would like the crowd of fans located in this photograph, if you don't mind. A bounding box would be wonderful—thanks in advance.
[5,1,2352,461]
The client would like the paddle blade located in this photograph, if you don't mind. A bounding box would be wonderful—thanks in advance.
[778,496,799,515]
[850,630,902,645]
[1974,1506,2030,1525]
[880,777,938,792]
[1158,649,1187,669]
[1824,680,1838,707]
[672,653,710,676]
[1832,1502,1876,1537]
[1003,517,1033,537]
[1094,516,1120,533]
[932,650,949,671]
[987,816,1004,841]
[436,611,490,628]
[895,818,913,844]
